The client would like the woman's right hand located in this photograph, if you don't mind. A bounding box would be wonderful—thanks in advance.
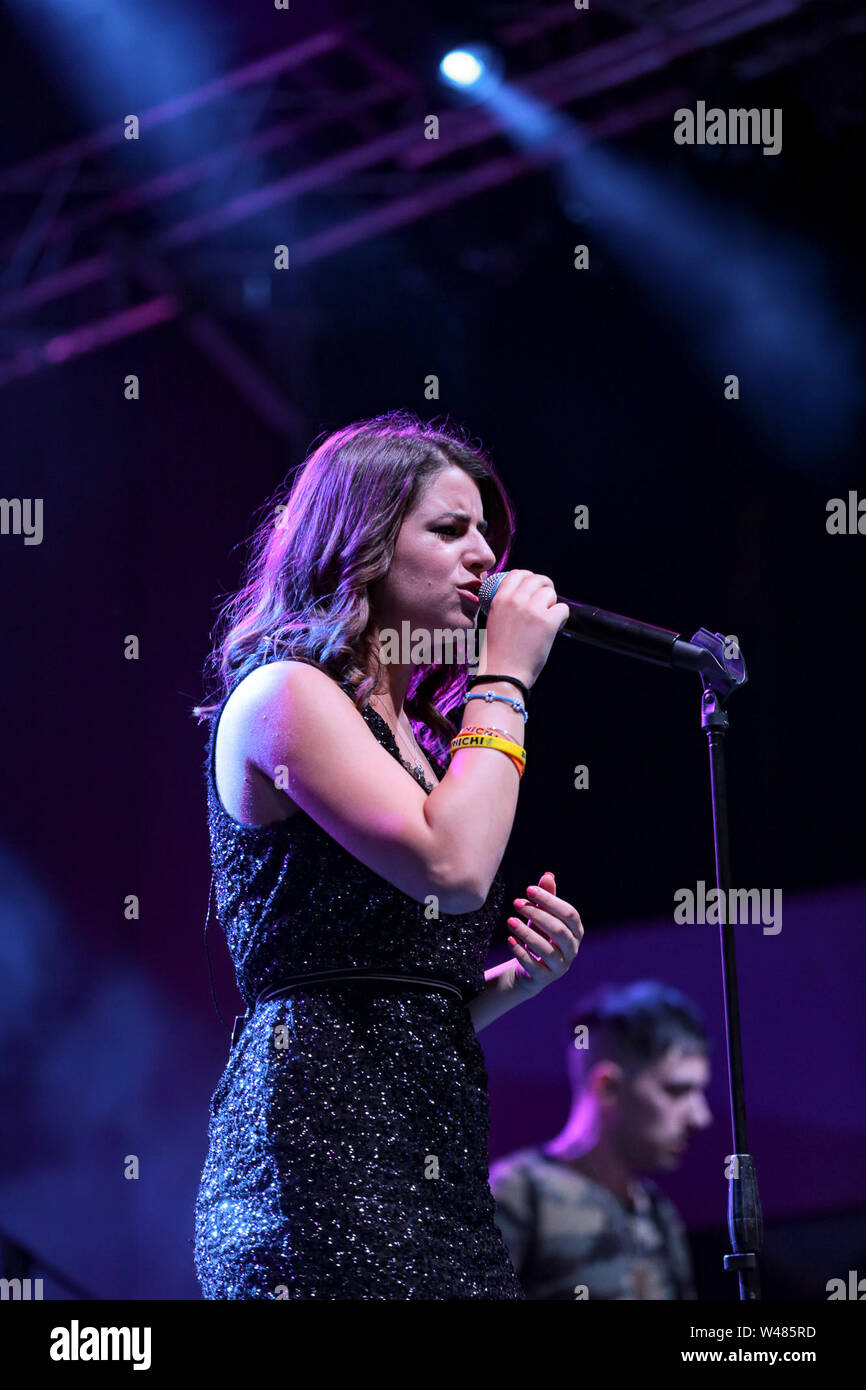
[477,570,570,689]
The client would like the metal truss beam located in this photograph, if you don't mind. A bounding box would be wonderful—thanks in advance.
[0,0,846,403]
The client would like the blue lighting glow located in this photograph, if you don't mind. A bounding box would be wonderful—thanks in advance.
[440,50,485,89]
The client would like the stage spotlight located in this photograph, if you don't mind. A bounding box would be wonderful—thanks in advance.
[440,50,484,88]
[439,45,502,96]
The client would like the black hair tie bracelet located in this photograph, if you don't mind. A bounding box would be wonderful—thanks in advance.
[465,673,530,705]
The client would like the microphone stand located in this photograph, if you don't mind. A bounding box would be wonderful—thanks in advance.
[477,592,761,1298]
[687,632,763,1301]
[578,620,762,1299]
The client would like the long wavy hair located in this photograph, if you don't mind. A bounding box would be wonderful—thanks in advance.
[193,411,516,764]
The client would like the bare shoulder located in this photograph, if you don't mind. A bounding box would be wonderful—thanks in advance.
[241,658,355,721]
[221,658,347,721]
[214,662,359,825]
[216,659,476,910]
[240,659,364,769]
[243,658,346,697]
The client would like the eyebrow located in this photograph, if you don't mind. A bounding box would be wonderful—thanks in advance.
[432,510,489,536]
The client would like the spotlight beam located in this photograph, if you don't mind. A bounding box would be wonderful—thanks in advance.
[408,0,805,168]
[0,31,349,193]
[0,89,680,389]
[0,0,834,392]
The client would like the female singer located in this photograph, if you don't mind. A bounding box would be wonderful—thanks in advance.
[192,411,585,1298]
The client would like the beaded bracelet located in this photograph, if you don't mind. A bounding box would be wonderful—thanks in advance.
[466,672,530,705]
[464,689,527,721]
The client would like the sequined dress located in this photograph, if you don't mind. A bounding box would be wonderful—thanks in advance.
[193,665,525,1299]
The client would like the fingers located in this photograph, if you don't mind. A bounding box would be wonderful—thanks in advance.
[507,914,560,962]
[525,880,583,937]
[507,929,550,984]
[512,884,584,956]
[508,873,585,989]
[499,570,558,601]
[517,884,586,939]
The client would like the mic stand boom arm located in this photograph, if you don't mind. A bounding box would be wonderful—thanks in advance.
[557,599,746,702]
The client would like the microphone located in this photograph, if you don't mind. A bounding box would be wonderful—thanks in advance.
[477,571,747,690]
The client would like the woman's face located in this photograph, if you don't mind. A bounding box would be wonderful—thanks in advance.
[372,465,499,637]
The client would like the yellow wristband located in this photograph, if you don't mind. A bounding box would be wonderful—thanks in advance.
[449,732,526,778]
[450,731,526,759]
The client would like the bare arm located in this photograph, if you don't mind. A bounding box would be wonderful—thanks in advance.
[468,962,527,1033]
[239,659,526,915]
[242,574,567,915]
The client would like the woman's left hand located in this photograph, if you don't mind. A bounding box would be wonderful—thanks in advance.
[506,870,585,998]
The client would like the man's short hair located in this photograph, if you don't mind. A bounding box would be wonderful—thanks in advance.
[564,980,710,1092]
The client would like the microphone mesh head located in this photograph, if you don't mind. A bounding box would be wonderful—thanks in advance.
[478,572,507,615]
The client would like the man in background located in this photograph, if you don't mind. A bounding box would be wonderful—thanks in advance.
[490,980,713,1299]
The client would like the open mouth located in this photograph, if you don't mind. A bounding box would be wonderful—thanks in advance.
[456,587,480,605]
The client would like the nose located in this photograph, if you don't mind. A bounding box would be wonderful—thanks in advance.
[465,529,497,573]
[691,1093,713,1130]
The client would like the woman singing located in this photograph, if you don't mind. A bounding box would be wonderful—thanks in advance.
[192,411,585,1299]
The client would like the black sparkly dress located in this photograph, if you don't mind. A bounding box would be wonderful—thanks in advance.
[193,666,525,1300]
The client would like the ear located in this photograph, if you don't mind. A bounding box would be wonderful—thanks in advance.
[592,1061,624,1105]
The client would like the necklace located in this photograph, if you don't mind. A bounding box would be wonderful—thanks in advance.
[370,696,429,782]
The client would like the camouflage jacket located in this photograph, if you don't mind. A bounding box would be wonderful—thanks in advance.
[490,1147,697,1300]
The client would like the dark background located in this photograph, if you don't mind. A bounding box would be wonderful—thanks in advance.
[0,0,863,1299]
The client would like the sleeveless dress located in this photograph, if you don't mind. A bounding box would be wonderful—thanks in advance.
[193,663,525,1299]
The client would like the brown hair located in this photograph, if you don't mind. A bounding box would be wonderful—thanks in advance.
[193,410,515,763]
